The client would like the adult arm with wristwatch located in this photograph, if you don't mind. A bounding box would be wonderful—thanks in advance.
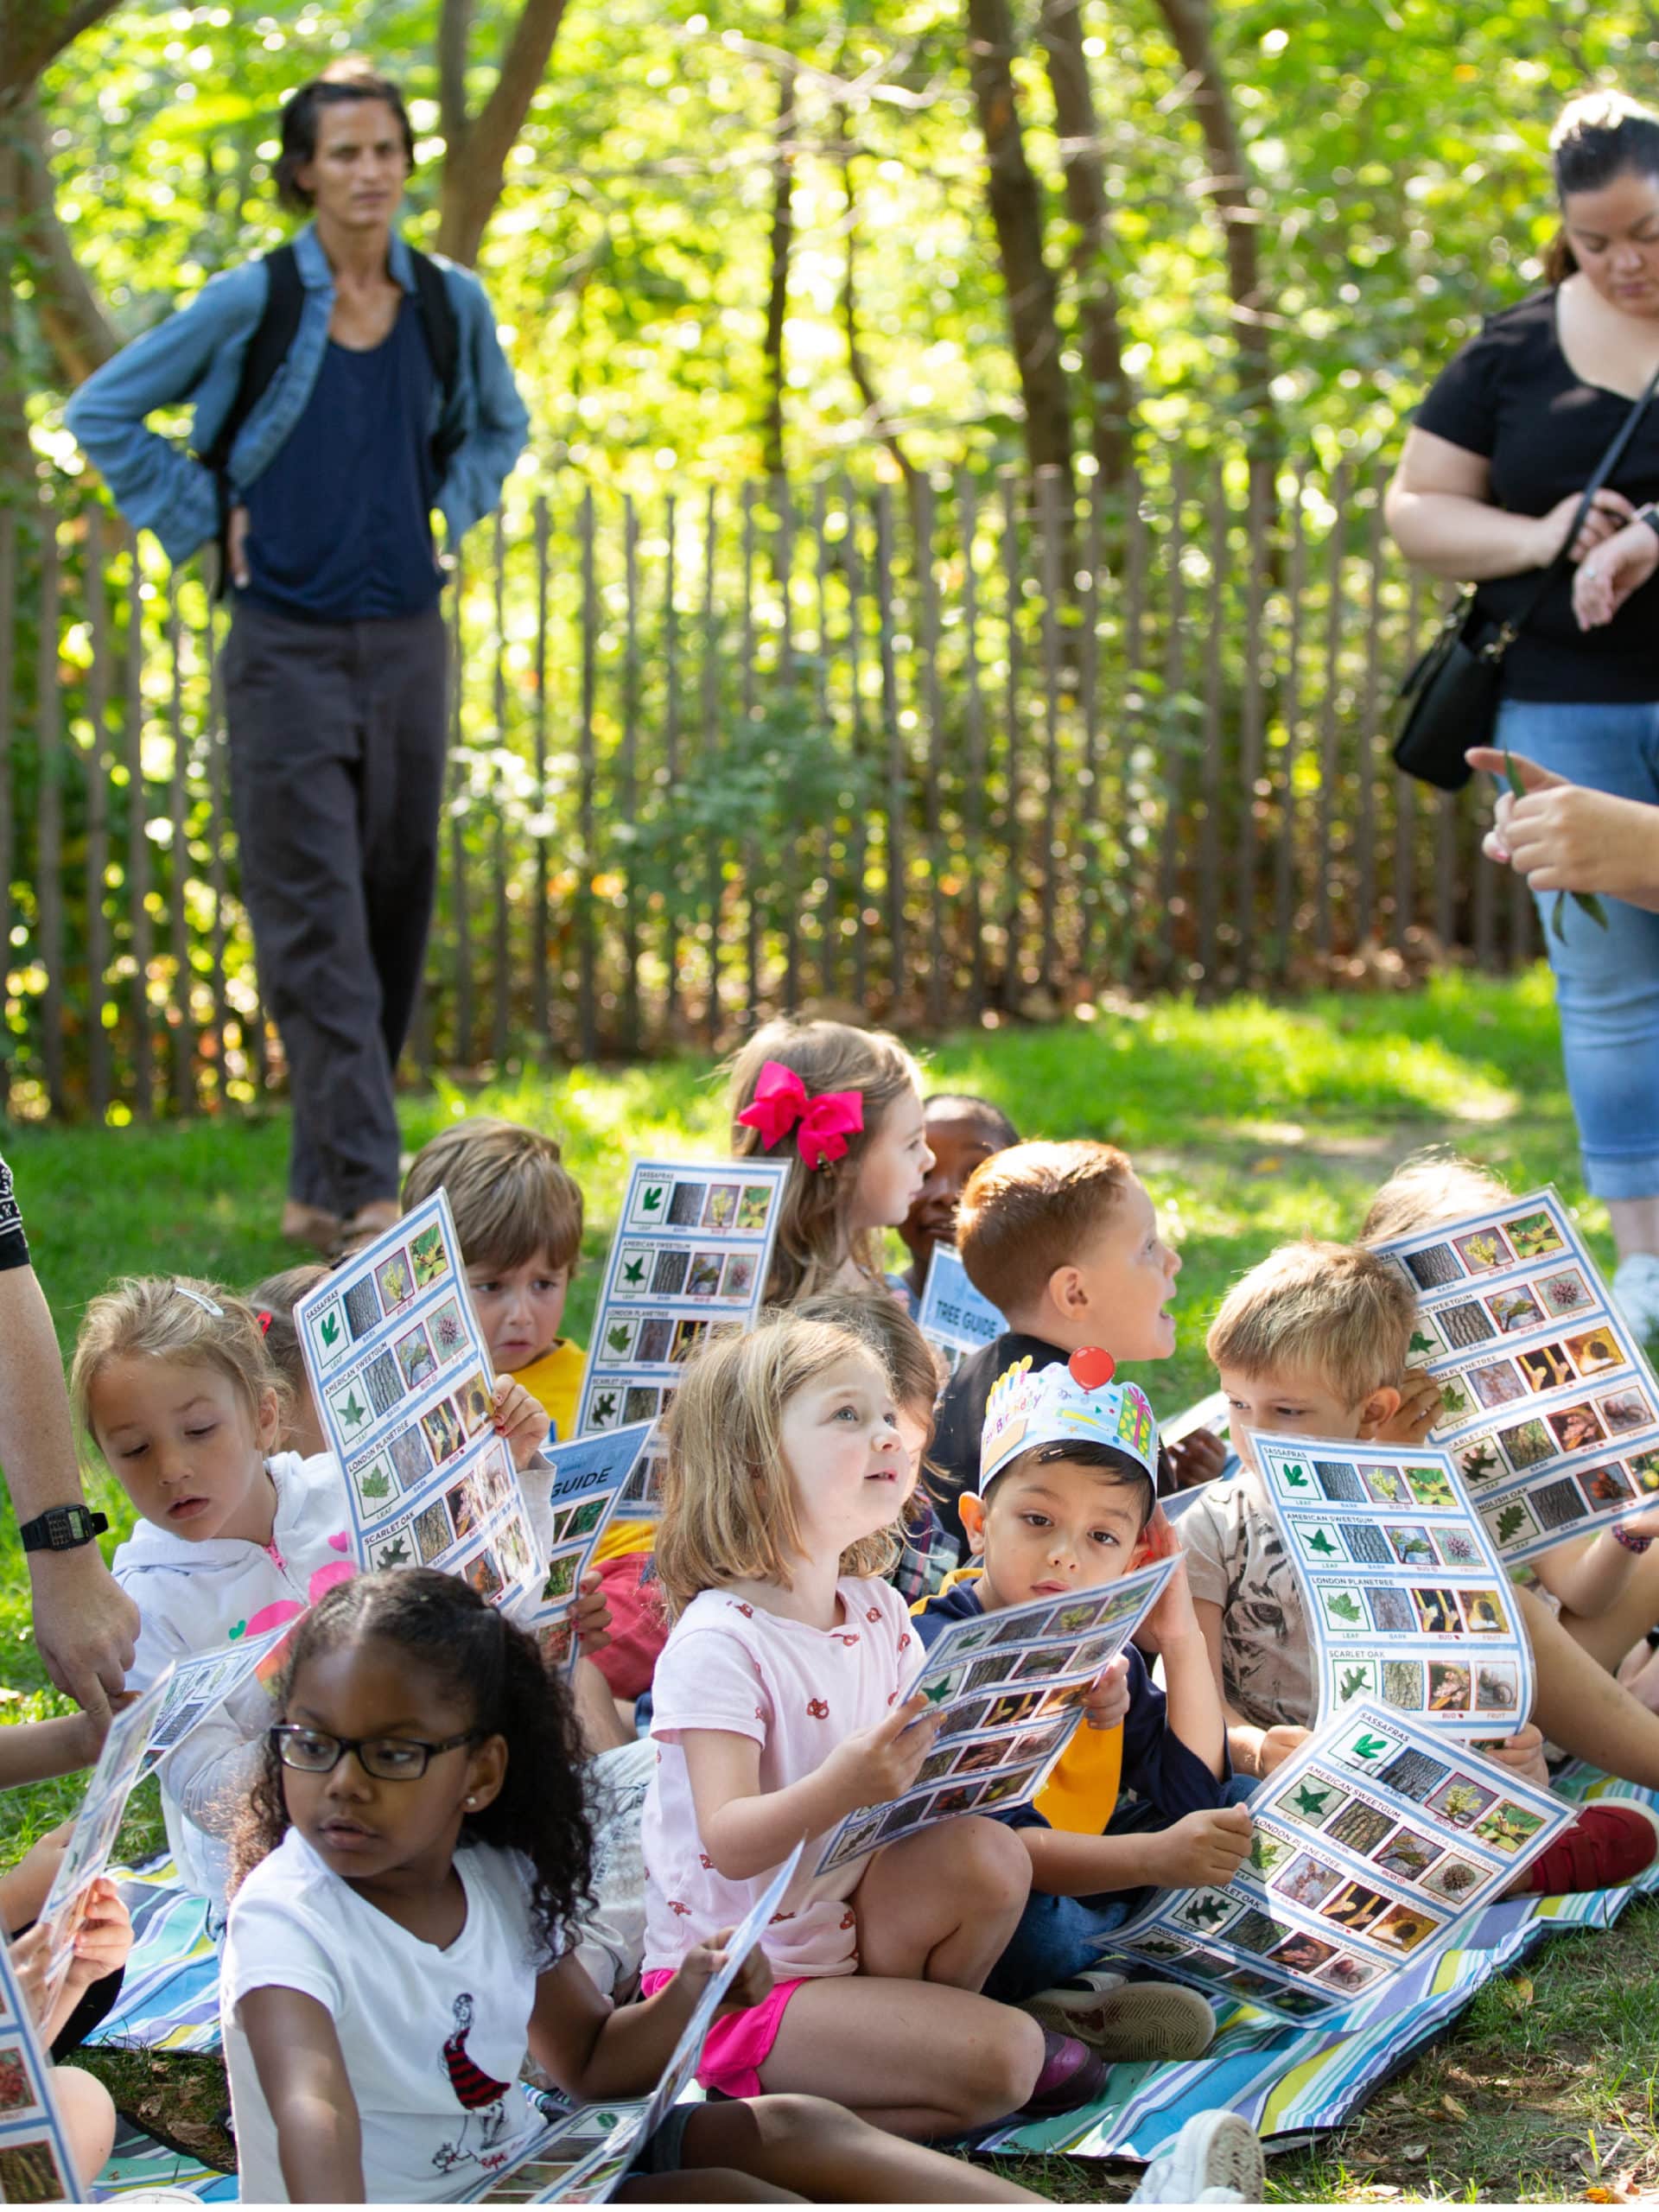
[0,1160,137,1722]
[1573,498,1659,627]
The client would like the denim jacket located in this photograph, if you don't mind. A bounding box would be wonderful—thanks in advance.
[66,225,530,566]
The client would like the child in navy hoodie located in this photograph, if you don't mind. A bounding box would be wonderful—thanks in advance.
[915,1349,1252,2059]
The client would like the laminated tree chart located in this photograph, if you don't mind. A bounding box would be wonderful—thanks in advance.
[298,1192,542,1605]
[1376,1188,1659,1564]
[1108,1702,1572,2023]
[816,1559,1177,1875]
[576,1158,791,1514]
[1253,1434,1533,1738]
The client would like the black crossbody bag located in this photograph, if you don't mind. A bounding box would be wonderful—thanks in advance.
[1393,359,1659,793]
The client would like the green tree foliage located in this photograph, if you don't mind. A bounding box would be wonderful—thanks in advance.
[19,0,1659,491]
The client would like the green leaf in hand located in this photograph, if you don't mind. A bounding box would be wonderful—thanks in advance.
[1505,751,1609,935]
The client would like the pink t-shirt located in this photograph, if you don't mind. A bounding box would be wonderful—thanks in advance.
[641,1577,918,1982]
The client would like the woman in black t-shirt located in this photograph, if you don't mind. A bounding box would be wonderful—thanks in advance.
[1387,92,1659,1341]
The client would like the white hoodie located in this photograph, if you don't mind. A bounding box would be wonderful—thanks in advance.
[111,1449,356,1916]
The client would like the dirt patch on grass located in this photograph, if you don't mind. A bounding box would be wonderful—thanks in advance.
[77,2048,236,2174]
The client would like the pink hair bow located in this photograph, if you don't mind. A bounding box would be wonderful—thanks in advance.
[737,1060,865,1170]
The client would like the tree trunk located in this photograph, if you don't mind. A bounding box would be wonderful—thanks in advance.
[963,0,1074,497]
[435,0,572,266]
[1149,0,1278,453]
[0,132,31,501]
[15,99,118,385]
[760,0,799,482]
[0,0,122,113]
[1037,0,1132,492]
[836,105,922,531]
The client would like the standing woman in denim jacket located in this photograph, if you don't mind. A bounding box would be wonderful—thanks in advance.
[67,60,528,1258]
[1387,92,1659,1341]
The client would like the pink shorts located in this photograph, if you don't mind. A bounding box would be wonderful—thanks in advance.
[639,1967,808,2098]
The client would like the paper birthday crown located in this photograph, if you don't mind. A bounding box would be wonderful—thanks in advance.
[976,1346,1160,1497]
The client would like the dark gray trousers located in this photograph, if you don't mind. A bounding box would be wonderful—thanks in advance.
[222,597,448,1216]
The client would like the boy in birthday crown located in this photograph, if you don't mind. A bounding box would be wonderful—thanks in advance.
[914,1348,1252,2059]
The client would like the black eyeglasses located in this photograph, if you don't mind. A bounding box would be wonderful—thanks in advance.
[270,1724,479,1782]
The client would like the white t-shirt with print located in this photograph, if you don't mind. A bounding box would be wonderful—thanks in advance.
[641,1576,917,1982]
[1178,1468,1317,1732]
[221,1829,550,2202]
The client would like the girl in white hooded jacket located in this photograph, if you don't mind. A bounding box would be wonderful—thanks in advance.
[72,1276,546,1924]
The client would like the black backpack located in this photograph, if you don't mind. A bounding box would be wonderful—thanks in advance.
[198,238,463,491]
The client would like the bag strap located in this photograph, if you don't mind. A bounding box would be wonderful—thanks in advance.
[197,244,303,479]
[1482,354,1659,661]
[408,246,464,477]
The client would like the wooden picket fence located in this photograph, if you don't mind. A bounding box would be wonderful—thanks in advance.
[0,450,1533,1122]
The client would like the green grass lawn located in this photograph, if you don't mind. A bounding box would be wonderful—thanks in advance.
[7,963,1649,2197]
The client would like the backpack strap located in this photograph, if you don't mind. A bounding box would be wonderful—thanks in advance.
[197,243,304,479]
[407,246,463,475]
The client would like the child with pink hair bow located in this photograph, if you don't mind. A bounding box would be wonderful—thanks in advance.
[728,1019,934,1306]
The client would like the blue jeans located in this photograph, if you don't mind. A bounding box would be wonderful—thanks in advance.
[983,1776,1258,2006]
[1495,696,1659,1201]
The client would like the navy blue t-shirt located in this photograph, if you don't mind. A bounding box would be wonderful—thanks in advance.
[240,296,442,623]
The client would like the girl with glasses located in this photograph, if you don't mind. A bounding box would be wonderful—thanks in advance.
[224,1569,1046,2204]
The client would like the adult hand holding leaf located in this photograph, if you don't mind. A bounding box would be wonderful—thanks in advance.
[1465,749,1659,920]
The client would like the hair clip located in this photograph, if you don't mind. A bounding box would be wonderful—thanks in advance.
[172,1282,226,1317]
[257,1310,274,1335]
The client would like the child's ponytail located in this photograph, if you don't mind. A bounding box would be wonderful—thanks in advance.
[229,1571,594,1952]
[728,1017,923,1304]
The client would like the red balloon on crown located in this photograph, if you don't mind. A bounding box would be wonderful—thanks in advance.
[1067,1346,1116,1389]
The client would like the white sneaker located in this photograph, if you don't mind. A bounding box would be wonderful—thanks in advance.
[1130,2111,1266,2203]
[1026,1967,1217,2060]
[1613,1254,1659,1343]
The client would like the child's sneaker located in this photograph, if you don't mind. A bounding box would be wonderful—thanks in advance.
[1020,2028,1106,2117]
[1514,1802,1659,1894]
[1025,1967,1217,2060]
[1129,2111,1265,2203]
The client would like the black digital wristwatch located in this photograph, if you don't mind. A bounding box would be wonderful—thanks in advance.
[18,1504,109,1554]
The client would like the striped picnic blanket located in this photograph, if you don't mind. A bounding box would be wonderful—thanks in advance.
[86,1859,222,2054]
[982,1764,1659,2162]
[86,1774,1659,2171]
[96,2117,234,2202]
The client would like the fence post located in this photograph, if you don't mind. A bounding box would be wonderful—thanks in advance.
[1394,569,1424,956]
[1232,458,1271,989]
[621,493,642,1052]
[448,557,474,1071]
[1077,473,1103,980]
[916,475,946,1029]
[1035,466,1065,995]
[998,473,1023,1007]
[490,506,512,1071]
[1153,457,1188,982]
[1197,464,1227,991]
[874,483,904,1011]
[577,487,599,1061]
[36,512,66,1119]
[203,564,230,1102]
[700,487,721,1046]
[125,535,153,1120]
[86,515,111,1121]
[957,469,988,1022]
[1354,496,1386,949]
[662,491,683,1033]
[532,493,551,1057]
[1314,463,1350,964]
[166,586,193,1115]
[740,482,760,1026]
[1272,473,1308,981]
